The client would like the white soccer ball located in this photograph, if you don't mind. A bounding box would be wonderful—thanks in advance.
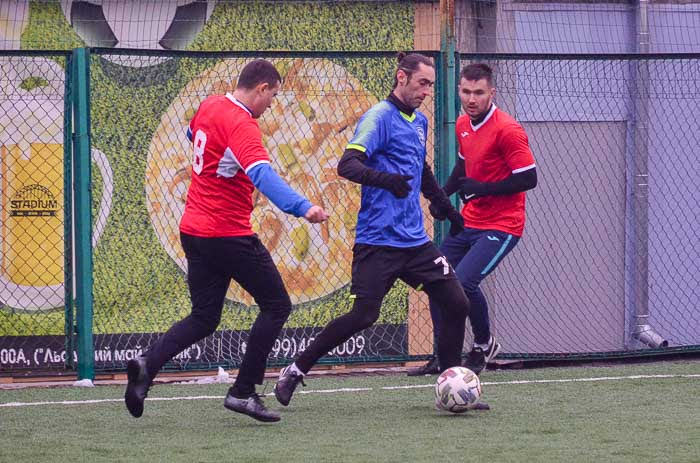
[60,0,214,66]
[434,366,482,413]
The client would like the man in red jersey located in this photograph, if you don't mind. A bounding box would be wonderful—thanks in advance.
[125,59,328,422]
[408,63,537,377]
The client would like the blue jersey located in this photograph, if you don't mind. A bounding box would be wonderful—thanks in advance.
[346,100,430,247]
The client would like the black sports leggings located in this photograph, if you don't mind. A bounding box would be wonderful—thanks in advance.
[144,233,292,392]
[296,278,468,373]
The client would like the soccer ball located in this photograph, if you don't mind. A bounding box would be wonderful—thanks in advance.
[435,366,482,413]
[60,0,214,66]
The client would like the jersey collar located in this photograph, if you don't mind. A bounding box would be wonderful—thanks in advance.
[470,103,497,131]
[387,92,416,121]
[226,92,253,117]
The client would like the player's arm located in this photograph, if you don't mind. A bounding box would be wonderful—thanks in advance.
[458,167,537,200]
[420,161,463,235]
[232,121,327,223]
[458,125,537,201]
[337,147,412,198]
[442,157,466,197]
[247,163,327,223]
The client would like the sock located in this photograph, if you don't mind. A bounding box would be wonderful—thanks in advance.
[229,383,255,399]
[286,362,305,376]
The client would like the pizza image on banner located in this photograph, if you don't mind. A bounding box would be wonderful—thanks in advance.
[145,58,376,306]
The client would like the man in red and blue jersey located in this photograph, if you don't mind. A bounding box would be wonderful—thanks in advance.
[124,59,329,422]
[273,53,473,408]
[409,63,537,376]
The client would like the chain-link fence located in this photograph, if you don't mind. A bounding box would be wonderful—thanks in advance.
[1,50,698,376]
[458,54,700,358]
[86,49,438,372]
[0,51,73,372]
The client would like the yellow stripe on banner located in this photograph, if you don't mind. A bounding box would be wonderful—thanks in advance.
[346,144,366,153]
[349,294,356,299]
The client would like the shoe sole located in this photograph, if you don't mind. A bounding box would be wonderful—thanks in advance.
[224,401,281,422]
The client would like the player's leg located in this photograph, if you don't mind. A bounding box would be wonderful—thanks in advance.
[274,244,399,406]
[408,233,471,376]
[125,233,229,418]
[222,236,292,422]
[455,229,519,374]
[424,278,470,371]
[400,242,470,372]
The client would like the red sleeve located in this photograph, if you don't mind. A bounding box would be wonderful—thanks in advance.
[228,120,270,171]
[455,116,468,160]
[501,123,535,172]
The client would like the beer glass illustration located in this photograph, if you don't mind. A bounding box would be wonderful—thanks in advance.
[0,57,113,311]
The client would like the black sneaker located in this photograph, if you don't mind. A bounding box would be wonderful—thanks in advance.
[274,366,306,406]
[224,392,280,422]
[462,336,501,375]
[124,356,152,418]
[406,356,441,376]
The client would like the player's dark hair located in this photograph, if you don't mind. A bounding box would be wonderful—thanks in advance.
[393,52,434,89]
[237,59,282,90]
[460,63,493,86]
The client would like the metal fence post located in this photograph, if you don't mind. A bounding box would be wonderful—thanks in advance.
[63,53,76,369]
[72,47,94,380]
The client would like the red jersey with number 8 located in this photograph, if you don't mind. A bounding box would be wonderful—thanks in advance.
[456,106,535,237]
[180,93,270,237]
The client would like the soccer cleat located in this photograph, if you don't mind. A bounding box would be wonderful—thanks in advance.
[274,366,306,406]
[124,355,152,418]
[470,401,491,411]
[406,356,441,376]
[462,336,501,375]
[434,400,491,412]
[224,392,281,422]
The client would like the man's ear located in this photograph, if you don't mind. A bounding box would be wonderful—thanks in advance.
[256,82,270,94]
[396,69,407,86]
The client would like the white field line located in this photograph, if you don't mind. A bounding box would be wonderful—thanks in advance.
[1,373,698,408]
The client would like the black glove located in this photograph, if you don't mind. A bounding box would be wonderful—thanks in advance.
[447,208,464,236]
[458,176,486,203]
[428,202,448,221]
[379,173,413,198]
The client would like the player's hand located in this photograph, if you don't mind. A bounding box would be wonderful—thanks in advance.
[458,176,485,203]
[304,205,329,223]
[428,202,448,221]
[382,173,413,198]
[447,208,464,236]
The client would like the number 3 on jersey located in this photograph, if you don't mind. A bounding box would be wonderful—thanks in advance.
[193,129,207,175]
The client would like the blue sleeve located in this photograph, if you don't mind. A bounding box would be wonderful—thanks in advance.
[248,163,312,218]
[346,104,387,159]
[186,127,193,142]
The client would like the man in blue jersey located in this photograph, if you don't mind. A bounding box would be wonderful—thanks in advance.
[273,53,471,408]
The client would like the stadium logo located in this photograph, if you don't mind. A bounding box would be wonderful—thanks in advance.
[9,184,58,217]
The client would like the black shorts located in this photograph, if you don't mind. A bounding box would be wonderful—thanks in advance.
[350,241,458,301]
